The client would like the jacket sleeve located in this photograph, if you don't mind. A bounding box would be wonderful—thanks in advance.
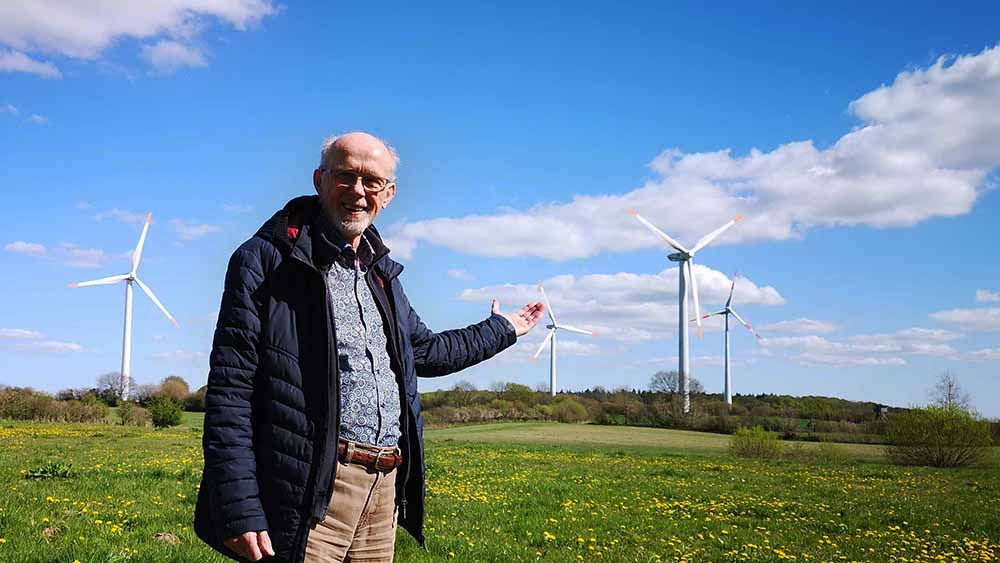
[202,241,272,540]
[402,289,517,378]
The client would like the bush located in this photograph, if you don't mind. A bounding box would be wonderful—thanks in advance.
[542,398,589,423]
[0,387,108,423]
[118,401,152,427]
[729,426,783,459]
[816,440,849,464]
[147,397,183,428]
[884,406,993,467]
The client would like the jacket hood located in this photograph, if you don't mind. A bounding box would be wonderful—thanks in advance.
[254,195,404,280]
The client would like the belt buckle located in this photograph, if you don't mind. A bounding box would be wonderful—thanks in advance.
[374,450,396,472]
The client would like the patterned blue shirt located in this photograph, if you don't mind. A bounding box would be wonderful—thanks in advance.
[318,220,401,448]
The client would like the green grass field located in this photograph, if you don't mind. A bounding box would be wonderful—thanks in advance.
[1,417,998,562]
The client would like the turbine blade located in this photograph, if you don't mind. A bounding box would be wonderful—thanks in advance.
[691,215,743,254]
[690,310,726,322]
[627,209,689,253]
[134,278,179,328]
[538,284,557,325]
[725,272,737,307]
[532,329,555,360]
[67,274,129,288]
[130,212,153,274]
[556,324,593,336]
[729,308,761,339]
[687,261,703,340]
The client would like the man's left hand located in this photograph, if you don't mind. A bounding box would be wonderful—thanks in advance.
[492,300,545,337]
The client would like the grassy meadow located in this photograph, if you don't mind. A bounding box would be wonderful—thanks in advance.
[0,416,998,562]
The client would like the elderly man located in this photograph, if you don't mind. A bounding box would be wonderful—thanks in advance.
[194,132,544,562]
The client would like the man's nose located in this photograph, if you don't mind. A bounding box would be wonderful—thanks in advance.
[345,176,367,196]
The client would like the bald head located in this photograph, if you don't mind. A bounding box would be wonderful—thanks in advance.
[319,131,399,180]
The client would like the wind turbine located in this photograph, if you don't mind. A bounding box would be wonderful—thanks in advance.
[696,273,760,406]
[69,213,179,400]
[628,209,742,414]
[532,284,595,397]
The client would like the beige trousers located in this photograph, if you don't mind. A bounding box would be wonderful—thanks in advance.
[304,459,399,563]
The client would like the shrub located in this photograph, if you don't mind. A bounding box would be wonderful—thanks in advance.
[884,406,993,467]
[0,387,109,423]
[147,397,183,428]
[729,426,783,459]
[816,440,849,464]
[544,398,589,423]
[118,401,152,427]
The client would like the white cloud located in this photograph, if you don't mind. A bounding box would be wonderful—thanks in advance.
[382,235,415,260]
[169,218,222,241]
[758,318,838,334]
[25,114,47,124]
[976,289,1000,303]
[761,327,961,366]
[930,307,1000,332]
[142,39,206,72]
[0,328,43,340]
[152,349,207,362]
[460,266,783,343]
[447,269,474,281]
[0,49,61,78]
[798,353,907,367]
[968,348,1000,362]
[16,340,84,354]
[1,103,17,114]
[4,241,46,256]
[223,203,253,214]
[94,208,146,224]
[0,1,277,76]
[388,44,1000,261]
[56,242,109,268]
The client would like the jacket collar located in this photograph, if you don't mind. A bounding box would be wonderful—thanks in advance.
[255,195,405,280]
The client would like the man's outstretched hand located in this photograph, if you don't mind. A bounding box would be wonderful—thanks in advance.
[492,299,545,337]
[224,530,274,561]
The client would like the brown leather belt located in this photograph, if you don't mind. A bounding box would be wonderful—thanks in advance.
[337,439,403,473]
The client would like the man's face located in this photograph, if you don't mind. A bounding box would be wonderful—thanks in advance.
[313,135,396,242]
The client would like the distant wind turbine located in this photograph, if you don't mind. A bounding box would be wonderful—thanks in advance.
[68,213,179,400]
[628,209,742,414]
[532,284,595,397]
[696,273,761,406]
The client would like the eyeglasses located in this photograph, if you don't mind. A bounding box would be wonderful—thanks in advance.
[320,168,394,194]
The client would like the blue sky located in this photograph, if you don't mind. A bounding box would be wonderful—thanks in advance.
[2,2,999,416]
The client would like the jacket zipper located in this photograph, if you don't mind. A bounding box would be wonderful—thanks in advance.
[365,269,412,521]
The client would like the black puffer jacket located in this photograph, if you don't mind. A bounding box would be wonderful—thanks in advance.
[194,196,516,562]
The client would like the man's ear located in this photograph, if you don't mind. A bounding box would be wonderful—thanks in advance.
[312,169,323,195]
[381,182,397,207]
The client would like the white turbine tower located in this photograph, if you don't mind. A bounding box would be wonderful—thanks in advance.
[532,284,594,397]
[69,213,179,400]
[628,209,742,414]
[696,273,761,406]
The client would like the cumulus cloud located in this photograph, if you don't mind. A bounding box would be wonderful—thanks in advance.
[4,241,46,256]
[447,269,474,281]
[1,103,18,114]
[761,327,962,366]
[968,348,1000,362]
[387,44,1000,261]
[0,48,61,78]
[223,203,253,214]
[460,266,783,343]
[25,114,47,124]
[94,208,146,224]
[152,349,207,362]
[976,289,1000,303]
[169,219,222,241]
[0,328,44,339]
[142,39,206,72]
[758,318,838,335]
[0,1,277,75]
[16,340,84,354]
[930,307,1000,331]
[56,242,110,268]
